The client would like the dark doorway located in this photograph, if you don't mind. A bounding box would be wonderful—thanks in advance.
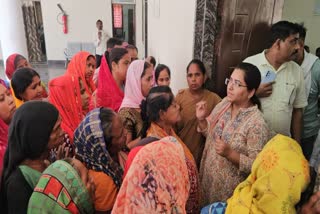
[112,3,136,45]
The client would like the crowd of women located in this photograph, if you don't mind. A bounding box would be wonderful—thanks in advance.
[0,43,319,214]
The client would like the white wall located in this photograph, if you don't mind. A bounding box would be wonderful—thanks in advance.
[282,0,320,54]
[41,0,113,60]
[147,0,196,94]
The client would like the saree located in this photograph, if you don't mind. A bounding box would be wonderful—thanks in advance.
[112,137,190,214]
[147,122,200,214]
[49,75,84,142]
[176,88,221,168]
[94,55,124,111]
[66,51,96,96]
[28,160,94,213]
[0,118,8,176]
[226,134,310,214]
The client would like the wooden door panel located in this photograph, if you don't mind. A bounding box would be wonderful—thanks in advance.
[213,0,284,97]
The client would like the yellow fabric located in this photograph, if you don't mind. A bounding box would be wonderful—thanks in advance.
[10,83,24,108]
[244,51,307,136]
[89,170,118,211]
[226,134,310,214]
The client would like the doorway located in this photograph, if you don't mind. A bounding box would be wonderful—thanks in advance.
[22,1,47,63]
[112,3,136,45]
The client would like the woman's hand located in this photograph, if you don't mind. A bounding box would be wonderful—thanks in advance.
[300,191,320,214]
[196,101,208,121]
[214,136,232,158]
[56,143,71,160]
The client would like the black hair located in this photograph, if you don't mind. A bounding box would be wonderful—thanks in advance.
[96,19,102,24]
[141,61,152,78]
[295,23,307,41]
[155,64,171,83]
[316,47,320,58]
[268,20,300,48]
[99,107,116,148]
[11,67,40,100]
[186,59,206,75]
[13,55,27,69]
[109,48,129,70]
[140,86,174,138]
[234,62,261,110]
[126,44,138,52]
[148,56,156,67]
[107,38,123,49]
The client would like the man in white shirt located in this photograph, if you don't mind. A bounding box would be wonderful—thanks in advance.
[244,21,307,143]
[94,20,109,68]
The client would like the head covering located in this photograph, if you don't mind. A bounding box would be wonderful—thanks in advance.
[28,160,94,213]
[94,55,124,111]
[112,136,190,213]
[0,82,9,176]
[74,108,123,189]
[5,54,25,80]
[226,134,310,214]
[1,101,59,183]
[66,51,96,96]
[49,75,83,143]
[119,60,146,110]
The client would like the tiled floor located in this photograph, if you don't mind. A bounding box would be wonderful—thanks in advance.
[0,63,66,85]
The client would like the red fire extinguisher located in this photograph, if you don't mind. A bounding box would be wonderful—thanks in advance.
[62,14,68,34]
[57,4,68,34]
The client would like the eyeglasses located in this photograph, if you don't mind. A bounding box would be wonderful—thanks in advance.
[225,78,247,88]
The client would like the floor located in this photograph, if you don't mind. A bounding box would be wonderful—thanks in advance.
[0,63,66,86]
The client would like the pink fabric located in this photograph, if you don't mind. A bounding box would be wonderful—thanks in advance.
[0,119,8,176]
[119,60,146,110]
[5,54,19,80]
[93,55,124,112]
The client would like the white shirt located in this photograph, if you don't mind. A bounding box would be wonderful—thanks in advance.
[244,50,307,137]
[94,30,109,55]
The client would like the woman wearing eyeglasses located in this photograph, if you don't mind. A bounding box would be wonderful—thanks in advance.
[196,62,270,206]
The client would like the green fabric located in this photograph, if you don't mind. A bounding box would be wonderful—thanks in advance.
[27,160,94,214]
[18,165,42,189]
[303,59,320,138]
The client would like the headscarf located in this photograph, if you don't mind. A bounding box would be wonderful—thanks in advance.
[5,54,25,80]
[226,134,310,214]
[0,81,9,176]
[119,60,146,110]
[66,51,96,96]
[112,137,190,214]
[94,55,124,111]
[1,101,59,183]
[74,108,123,189]
[49,75,83,143]
[28,160,94,214]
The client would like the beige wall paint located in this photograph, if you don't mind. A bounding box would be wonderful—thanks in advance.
[147,0,196,94]
[282,0,320,54]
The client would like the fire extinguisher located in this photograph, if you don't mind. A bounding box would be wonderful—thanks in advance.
[62,14,68,34]
[57,4,68,34]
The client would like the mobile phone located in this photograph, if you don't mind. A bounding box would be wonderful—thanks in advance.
[261,70,276,83]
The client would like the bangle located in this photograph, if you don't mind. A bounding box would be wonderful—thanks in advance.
[197,125,208,133]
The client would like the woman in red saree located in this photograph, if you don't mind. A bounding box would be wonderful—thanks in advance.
[49,75,90,143]
[92,48,131,111]
[65,51,96,96]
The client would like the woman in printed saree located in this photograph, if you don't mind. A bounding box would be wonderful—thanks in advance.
[118,60,153,149]
[196,63,270,205]
[28,158,94,214]
[74,108,125,212]
[0,101,64,213]
[200,135,310,214]
[176,59,221,168]
[49,74,90,143]
[112,137,190,214]
[92,48,131,111]
[11,67,47,108]
[140,86,200,214]
[65,51,96,96]
[0,82,16,177]
[5,54,48,108]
